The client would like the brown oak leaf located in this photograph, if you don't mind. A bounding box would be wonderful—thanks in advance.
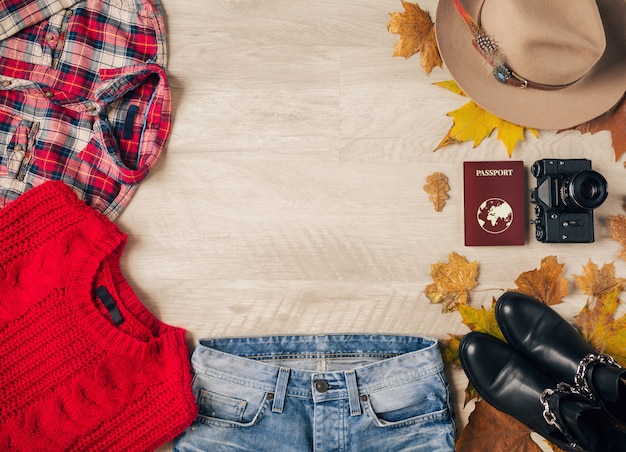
[574,260,626,300]
[424,251,478,312]
[388,1,442,74]
[575,289,626,367]
[511,256,567,305]
[563,94,626,161]
[424,171,450,212]
[609,215,626,260]
[456,400,543,452]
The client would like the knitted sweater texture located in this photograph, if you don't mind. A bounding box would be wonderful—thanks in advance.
[0,181,197,451]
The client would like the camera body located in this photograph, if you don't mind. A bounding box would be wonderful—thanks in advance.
[530,158,608,243]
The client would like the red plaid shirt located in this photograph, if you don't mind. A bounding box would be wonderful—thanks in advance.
[0,0,170,218]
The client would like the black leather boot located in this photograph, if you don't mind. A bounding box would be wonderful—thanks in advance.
[459,332,626,452]
[495,291,626,426]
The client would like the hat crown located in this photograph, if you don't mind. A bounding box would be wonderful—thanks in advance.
[480,0,606,86]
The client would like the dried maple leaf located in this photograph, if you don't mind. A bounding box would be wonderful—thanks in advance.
[440,299,503,368]
[574,260,626,300]
[458,300,505,341]
[433,80,539,157]
[388,1,442,74]
[424,171,449,212]
[433,79,465,96]
[609,215,626,260]
[575,289,626,367]
[511,255,568,305]
[562,94,626,161]
[424,251,478,312]
[456,400,543,452]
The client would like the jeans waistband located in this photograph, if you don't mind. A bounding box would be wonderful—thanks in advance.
[192,334,444,415]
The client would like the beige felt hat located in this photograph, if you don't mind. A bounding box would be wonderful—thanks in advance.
[435,0,626,129]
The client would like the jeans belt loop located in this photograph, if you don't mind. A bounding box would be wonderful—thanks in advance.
[345,370,362,416]
[272,367,291,413]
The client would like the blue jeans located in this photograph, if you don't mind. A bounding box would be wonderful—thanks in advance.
[173,334,456,451]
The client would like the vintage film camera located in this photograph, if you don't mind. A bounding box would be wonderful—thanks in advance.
[530,158,608,243]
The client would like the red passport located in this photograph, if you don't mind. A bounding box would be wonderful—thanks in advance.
[463,161,525,246]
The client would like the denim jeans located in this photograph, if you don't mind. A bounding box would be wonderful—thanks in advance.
[173,334,456,451]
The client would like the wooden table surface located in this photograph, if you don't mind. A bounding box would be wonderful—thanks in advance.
[120,1,625,449]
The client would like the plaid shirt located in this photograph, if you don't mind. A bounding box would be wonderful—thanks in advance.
[0,0,170,219]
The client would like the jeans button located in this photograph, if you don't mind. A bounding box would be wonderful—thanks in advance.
[314,379,329,393]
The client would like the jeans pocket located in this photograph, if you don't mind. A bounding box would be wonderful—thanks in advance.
[198,389,247,423]
[365,372,452,428]
[194,384,271,428]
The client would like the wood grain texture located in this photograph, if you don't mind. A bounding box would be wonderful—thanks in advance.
[122,1,626,450]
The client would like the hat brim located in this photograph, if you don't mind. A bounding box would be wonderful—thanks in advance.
[435,0,626,129]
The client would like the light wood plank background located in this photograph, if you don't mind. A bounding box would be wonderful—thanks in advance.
[122,1,626,450]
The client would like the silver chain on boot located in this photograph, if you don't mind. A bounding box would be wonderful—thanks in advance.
[574,353,622,399]
[540,383,587,452]
[538,354,623,452]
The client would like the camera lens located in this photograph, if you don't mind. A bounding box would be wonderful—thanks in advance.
[530,161,543,178]
[564,170,608,210]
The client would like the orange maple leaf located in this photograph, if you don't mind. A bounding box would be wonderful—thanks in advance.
[575,289,626,367]
[574,260,626,300]
[609,215,626,261]
[424,252,478,312]
[563,94,626,161]
[423,171,450,212]
[433,81,539,157]
[388,1,442,74]
[456,401,544,452]
[511,256,568,305]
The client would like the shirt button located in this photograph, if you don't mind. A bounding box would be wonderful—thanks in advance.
[45,91,54,98]
[45,33,55,41]
[1,80,11,87]
[314,379,329,393]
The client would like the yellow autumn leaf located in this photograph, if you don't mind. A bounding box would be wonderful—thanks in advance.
[444,300,506,405]
[388,1,442,74]
[433,79,466,96]
[439,334,463,367]
[424,171,450,212]
[424,251,478,313]
[458,300,505,342]
[511,255,568,305]
[574,260,626,300]
[433,80,539,157]
[575,289,626,367]
[440,300,503,368]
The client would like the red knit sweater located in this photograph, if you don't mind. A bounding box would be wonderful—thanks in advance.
[0,181,197,451]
